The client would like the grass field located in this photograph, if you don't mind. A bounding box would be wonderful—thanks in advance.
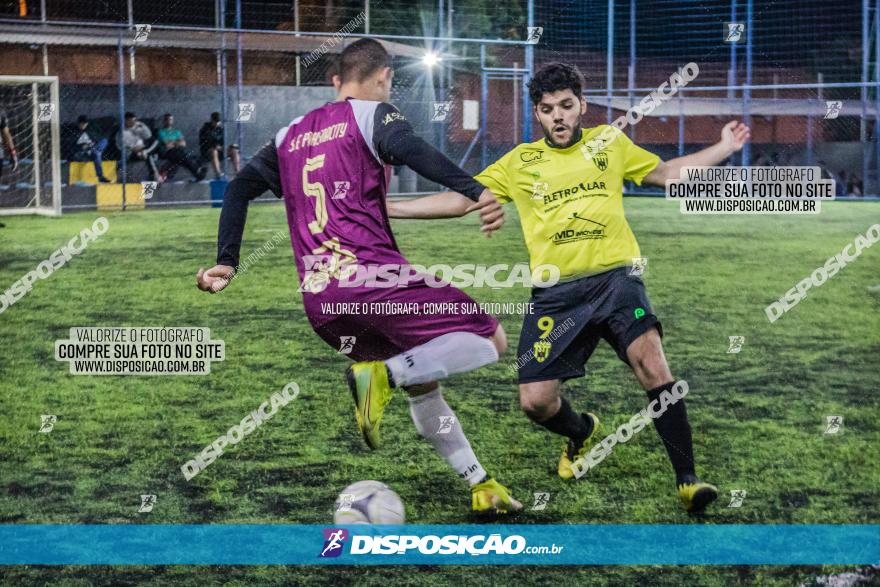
[0,198,878,585]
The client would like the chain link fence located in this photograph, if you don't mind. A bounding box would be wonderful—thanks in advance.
[0,0,874,212]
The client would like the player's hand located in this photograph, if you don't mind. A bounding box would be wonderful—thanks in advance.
[196,264,235,293]
[9,150,18,172]
[720,121,750,153]
[465,189,505,237]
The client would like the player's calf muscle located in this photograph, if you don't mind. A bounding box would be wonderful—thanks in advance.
[491,325,508,356]
[626,328,673,389]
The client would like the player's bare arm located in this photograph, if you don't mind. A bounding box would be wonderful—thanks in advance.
[386,188,505,236]
[642,120,751,185]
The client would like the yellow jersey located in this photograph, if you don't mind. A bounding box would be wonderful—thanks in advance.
[475,125,660,279]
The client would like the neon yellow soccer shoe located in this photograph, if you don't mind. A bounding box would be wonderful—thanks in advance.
[471,478,523,514]
[558,413,601,479]
[346,361,394,450]
[677,477,719,513]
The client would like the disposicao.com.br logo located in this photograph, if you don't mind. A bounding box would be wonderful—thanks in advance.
[319,529,563,557]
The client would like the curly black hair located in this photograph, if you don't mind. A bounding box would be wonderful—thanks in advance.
[527,62,585,105]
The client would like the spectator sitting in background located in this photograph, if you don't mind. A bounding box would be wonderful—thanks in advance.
[847,173,863,197]
[117,111,161,182]
[199,112,240,178]
[157,113,207,182]
[837,170,849,196]
[72,115,110,183]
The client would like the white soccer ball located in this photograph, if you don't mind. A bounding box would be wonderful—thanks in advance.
[333,480,405,524]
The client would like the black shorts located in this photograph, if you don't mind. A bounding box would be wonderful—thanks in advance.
[234,141,281,198]
[515,267,662,384]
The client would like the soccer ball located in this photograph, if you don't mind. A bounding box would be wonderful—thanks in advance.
[333,480,405,524]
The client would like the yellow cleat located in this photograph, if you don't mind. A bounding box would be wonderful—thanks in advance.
[471,478,523,514]
[558,413,601,479]
[677,479,719,513]
[346,361,394,450]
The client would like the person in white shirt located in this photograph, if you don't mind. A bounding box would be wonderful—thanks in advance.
[116,112,161,182]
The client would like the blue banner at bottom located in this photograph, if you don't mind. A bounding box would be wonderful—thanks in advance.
[0,525,877,565]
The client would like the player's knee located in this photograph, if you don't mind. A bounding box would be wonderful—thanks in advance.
[491,325,507,357]
[631,352,672,390]
[519,386,557,421]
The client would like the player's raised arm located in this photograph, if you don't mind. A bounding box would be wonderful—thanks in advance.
[372,104,503,236]
[643,120,751,185]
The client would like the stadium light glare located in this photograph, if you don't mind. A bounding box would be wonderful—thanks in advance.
[422,52,441,67]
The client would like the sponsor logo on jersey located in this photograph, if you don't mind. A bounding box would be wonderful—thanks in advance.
[541,181,607,205]
[519,150,547,168]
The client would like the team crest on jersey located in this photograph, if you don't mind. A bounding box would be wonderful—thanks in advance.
[533,341,552,363]
[593,151,608,171]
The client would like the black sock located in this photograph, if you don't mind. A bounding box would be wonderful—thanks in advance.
[533,397,591,441]
[647,381,696,485]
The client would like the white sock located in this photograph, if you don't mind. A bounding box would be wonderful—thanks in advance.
[408,387,487,486]
[385,332,498,387]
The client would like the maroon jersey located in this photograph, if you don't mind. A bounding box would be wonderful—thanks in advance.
[277,99,408,324]
[275,98,497,354]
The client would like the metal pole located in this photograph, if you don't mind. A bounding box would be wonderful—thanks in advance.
[523,0,534,142]
[127,0,135,81]
[294,0,301,85]
[117,34,127,208]
[742,0,752,166]
[447,0,453,45]
[365,0,370,34]
[31,83,41,207]
[481,44,488,169]
[438,0,446,155]
[860,0,869,191]
[728,0,737,99]
[628,0,635,139]
[678,89,685,157]
[40,0,48,75]
[875,0,879,195]
[606,0,614,124]
[49,78,61,215]
[513,62,519,145]
[861,0,869,142]
[808,72,817,166]
[219,0,228,177]
[236,0,243,159]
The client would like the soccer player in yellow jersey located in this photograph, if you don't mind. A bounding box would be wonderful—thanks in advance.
[389,62,749,512]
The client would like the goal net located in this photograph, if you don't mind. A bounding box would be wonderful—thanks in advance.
[0,76,61,216]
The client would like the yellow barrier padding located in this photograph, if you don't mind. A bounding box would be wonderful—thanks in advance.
[96,184,145,210]
[68,160,118,184]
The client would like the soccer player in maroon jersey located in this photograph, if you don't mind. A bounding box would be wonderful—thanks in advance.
[197,39,521,513]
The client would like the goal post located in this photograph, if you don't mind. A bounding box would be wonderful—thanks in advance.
[0,75,62,217]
